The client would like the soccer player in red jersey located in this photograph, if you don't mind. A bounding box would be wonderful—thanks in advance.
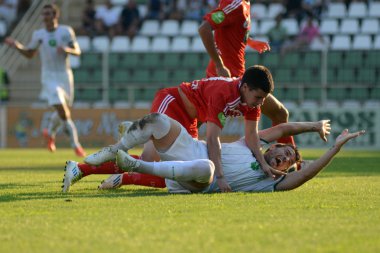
[199,0,295,146]
[85,65,285,192]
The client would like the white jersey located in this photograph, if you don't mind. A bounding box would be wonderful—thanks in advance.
[27,25,79,106]
[163,128,284,193]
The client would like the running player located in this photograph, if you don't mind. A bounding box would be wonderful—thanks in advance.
[199,0,294,146]
[5,4,86,156]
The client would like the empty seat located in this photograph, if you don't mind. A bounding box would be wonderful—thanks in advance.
[258,20,275,35]
[130,36,150,52]
[160,20,180,36]
[348,2,367,18]
[310,36,329,51]
[327,3,346,18]
[251,4,267,19]
[344,51,364,67]
[373,35,380,49]
[171,37,191,52]
[0,20,7,36]
[140,20,160,36]
[267,3,283,18]
[340,19,359,34]
[76,36,91,52]
[92,36,110,52]
[180,20,199,36]
[357,68,377,83]
[163,53,181,68]
[331,35,351,50]
[282,18,299,36]
[141,53,161,68]
[190,37,205,52]
[110,36,130,52]
[151,37,170,52]
[352,35,372,50]
[361,19,379,35]
[320,19,339,35]
[369,2,380,17]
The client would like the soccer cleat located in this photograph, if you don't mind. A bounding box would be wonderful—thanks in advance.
[62,161,83,193]
[98,174,123,190]
[118,121,133,138]
[43,128,56,152]
[84,146,117,165]
[116,150,140,172]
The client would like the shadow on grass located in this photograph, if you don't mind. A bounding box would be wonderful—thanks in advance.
[0,187,171,203]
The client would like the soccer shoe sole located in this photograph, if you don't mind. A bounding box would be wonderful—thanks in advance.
[98,174,123,190]
[62,161,83,193]
[84,147,116,165]
[116,150,140,172]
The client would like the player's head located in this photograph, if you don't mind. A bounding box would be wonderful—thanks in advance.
[264,143,302,172]
[42,4,60,23]
[240,65,274,108]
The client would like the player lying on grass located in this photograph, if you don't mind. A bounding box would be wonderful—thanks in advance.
[61,113,364,193]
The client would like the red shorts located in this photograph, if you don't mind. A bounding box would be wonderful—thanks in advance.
[150,87,198,138]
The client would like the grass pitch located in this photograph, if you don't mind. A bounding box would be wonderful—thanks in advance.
[0,148,379,253]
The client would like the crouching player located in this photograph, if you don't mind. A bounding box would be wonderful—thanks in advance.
[62,113,364,193]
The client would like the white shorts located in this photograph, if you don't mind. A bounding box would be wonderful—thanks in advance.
[157,125,208,162]
[40,70,74,106]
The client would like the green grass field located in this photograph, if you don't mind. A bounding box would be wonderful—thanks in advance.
[0,148,379,253]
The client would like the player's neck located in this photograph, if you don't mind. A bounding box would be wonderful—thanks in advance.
[46,21,58,32]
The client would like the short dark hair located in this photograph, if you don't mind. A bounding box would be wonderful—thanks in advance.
[241,65,274,94]
[43,4,60,18]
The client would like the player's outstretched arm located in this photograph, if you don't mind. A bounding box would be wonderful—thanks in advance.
[4,37,37,58]
[259,120,331,143]
[275,129,365,191]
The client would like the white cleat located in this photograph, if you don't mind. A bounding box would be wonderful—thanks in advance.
[118,121,133,138]
[84,146,117,165]
[98,174,123,190]
[116,150,140,172]
[62,161,83,193]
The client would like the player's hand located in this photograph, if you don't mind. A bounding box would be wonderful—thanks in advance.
[318,119,331,142]
[217,177,232,192]
[261,163,286,179]
[216,65,231,77]
[4,37,16,48]
[247,39,271,54]
[57,46,66,55]
[334,129,365,148]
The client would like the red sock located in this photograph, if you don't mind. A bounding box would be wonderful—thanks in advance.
[121,173,166,188]
[272,123,296,146]
[78,154,142,177]
[78,161,124,177]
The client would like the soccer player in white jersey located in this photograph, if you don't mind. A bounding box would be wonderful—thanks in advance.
[62,113,364,193]
[5,4,86,157]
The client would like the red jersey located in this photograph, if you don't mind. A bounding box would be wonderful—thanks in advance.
[179,77,261,129]
[204,0,251,77]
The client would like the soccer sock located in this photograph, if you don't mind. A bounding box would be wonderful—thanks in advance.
[120,113,171,149]
[134,159,214,183]
[79,154,141,177]
[121,172,166,188]
[63,119,81,148]
[78,161,125,177]
[47,111,62,138]
[272,123,296,146]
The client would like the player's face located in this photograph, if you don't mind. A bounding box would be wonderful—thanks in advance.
[41,8,55,24]
[241,84,268,108]
[265,145,297,171]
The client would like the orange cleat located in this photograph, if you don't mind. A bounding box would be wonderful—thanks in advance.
[74,146,86,157]
[43,128,56,152]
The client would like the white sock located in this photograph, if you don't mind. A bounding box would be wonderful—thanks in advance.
[47,111,62,138]
[63,119,81,148]
[135,159,214,183]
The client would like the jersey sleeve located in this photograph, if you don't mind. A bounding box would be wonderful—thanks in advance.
[26,30,41,50]
[203,0,242,30]
[244,107,261,121]
[63,26,78,49]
